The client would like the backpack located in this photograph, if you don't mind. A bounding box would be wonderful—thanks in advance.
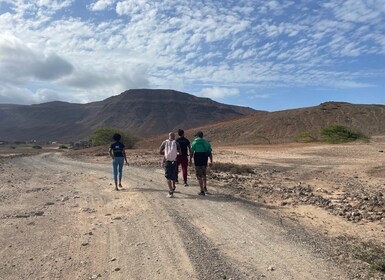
[164,140,177,161]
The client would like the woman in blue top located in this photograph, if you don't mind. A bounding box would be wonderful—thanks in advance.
[109,133,129,191]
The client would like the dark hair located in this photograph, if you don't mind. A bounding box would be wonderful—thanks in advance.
[178,129,184,136]
[195,131,203,138]
[113,133,121,141]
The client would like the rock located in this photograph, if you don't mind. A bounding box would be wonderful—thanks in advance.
[111,258,116,262]
[81,241,89,246]
[34,210,45,216]
[61,196,69,202]
[267,265,275,271]
[114,267,120,272]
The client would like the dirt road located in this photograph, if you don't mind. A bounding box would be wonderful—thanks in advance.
[1,152,349,279]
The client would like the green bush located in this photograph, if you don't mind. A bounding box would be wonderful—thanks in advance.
[59,145,68,149]
[90,127,139,148]
[32,145,42,149]
[320,124,368,144]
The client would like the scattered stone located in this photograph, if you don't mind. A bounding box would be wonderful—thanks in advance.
[81,208,96,213]
[14,213,30,218]
[81,241,89,246]
[61,196,69,202]
[114,267,121,272]
[267,265,275,271]
[34,210,45,216]
[44,202,55,206]
[111,257,116,262]
[112,216,122,220]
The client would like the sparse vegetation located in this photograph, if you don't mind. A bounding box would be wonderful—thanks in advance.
[32,145,42,149]
[294,131,319,143]
[320,124,368,144]
[295,124,369,144]
[59,145,68,149]
[90,127,139,148]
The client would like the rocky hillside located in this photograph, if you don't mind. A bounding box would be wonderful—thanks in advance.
[0,89,256,142]
[138,102,385,147]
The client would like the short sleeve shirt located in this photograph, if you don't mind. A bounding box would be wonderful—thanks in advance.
[110,142,125,157]
[176,136,190,156]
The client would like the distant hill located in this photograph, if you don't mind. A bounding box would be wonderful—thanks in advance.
[138,102,385,147]
[0,89,256,142]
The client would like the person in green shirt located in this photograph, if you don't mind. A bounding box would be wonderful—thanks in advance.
[190,131,213,196]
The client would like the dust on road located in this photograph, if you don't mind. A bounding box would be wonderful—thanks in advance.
[1,153,349,279]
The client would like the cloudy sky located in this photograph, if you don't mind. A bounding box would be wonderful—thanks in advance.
[0,0,384,111]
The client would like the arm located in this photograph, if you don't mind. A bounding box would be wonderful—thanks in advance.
[176,142,182,155]
[207,142,213,166]
[208,153,213,167]
[159,141,165,155]
[109,147,114,159]
[122,148,129,165]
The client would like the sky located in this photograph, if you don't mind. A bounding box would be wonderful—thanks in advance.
[0,0,384,112]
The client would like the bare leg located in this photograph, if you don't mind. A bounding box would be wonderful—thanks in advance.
[167,180,173,192]
[198,178,204,192]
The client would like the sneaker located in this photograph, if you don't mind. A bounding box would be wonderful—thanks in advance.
[167,192,174,198]
[184,182,188,187]
[198,191,205,196]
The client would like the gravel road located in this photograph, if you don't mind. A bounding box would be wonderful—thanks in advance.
[0,153,348,279]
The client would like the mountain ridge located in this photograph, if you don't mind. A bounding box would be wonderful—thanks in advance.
[0,89,257,142]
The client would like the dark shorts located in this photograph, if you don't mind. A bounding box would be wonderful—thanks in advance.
[195,165,207,179]
[164,161,177,181]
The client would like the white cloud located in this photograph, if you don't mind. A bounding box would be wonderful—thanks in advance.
[199,87,240,99]
[89,0,116,11]
[0,34,74,84]
[0,0,383,106]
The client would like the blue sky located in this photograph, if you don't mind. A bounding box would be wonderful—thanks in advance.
[0,0,384,111]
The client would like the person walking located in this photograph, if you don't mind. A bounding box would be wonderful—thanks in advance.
[159,132,181,198]
[176,129,191,186]
[190,131,213,196]
[109,133,129,191]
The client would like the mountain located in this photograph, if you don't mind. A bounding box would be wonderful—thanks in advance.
[138,102,385,147]
[0,89,256,142]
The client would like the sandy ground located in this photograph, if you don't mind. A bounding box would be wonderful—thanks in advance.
[1,138,385,279]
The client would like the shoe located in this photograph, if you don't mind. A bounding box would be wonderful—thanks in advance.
[198,191,205,196]
[167,192,174,198]
[114,187,119,191]
[119,184,123,188]
[204,187,208,193]
[184,182,188,187]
